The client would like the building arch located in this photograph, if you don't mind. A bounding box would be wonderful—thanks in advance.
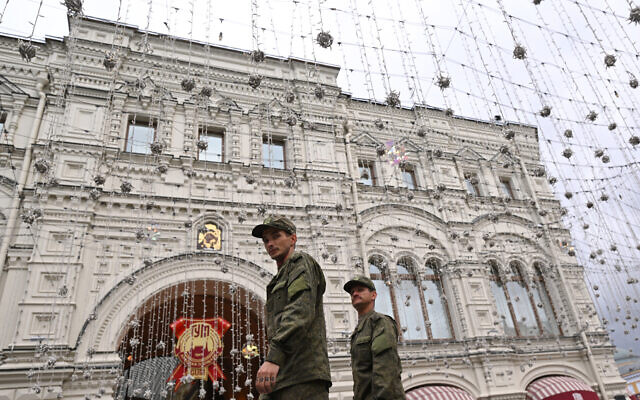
[74,252,272,362]
[520,365,596,392]
[403,371,481,399]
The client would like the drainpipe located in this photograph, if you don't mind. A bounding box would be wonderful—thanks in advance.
[342,119,368,277]
[518,158,608,399]
[0,76,49,270]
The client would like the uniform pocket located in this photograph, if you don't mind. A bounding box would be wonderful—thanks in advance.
[269,281,287,315]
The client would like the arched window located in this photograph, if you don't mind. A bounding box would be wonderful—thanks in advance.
[489,260,558,337]
[530,263,561,335]
[488,261,517,336]
[393,257,427,340]
[368,256,393,318]
[504,262,539,336]
[423,259,453,339]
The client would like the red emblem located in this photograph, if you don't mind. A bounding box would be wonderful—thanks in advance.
[168,317,231,390]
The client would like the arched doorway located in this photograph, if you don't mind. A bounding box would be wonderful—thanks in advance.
[526,376,599,400]
[405,385,476,400]
[115,279,265,400]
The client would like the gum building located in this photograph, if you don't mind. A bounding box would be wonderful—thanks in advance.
[0,16,629,400]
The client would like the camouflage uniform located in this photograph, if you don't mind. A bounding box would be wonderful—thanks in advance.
[261,251,332,399]
[345,276,405,400]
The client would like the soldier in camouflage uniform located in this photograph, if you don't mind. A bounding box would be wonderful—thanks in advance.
[344,276,405,400]
[252,215,331,400]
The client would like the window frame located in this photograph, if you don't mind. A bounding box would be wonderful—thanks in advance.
[358,160,376,186]
[401,164,417,190]
[125,115,157,154]
[198,126,225,163]
[529,262,563,336]
[0,111,7,135]
[463,172,481,196]
[370,255,454,341]
[499,176,515,199]
[262,136,286,169]
[489,261,560,337]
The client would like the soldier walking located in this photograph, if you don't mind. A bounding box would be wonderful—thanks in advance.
[252,215,331,399]
[344,276,405,400]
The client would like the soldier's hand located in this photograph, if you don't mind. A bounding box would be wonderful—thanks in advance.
[256,361,280,394]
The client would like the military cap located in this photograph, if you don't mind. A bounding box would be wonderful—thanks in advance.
[344,275,376,293]
[251,214,297,238]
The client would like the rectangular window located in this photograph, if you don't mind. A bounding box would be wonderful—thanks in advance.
[0,112,6,136]
[358,160,375,186]
[401,166,417,189]
[125,116,156,154]
[198,127,224,162]
[464,173,481,196]
[499,177,514,199]
[263,137,285,169]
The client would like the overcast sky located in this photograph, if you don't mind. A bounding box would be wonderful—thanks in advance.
[1,0,639,354]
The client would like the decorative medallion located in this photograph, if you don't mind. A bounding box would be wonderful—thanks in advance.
[197,223,222,250]
[168,318,231,390]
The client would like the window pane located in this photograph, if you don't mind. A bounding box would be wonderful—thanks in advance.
[359,165,373,186]
[465,179,478,196]
[422,280,452,339]
[402,170,416,189]
[263,142,284,169]
[500,178,514,198]
[394,280,427,340]
[127,123,155,154]
[369,262,381,275]
[490,280,516,336]
[200,134,223,162]
[532,285,560,335]
[506,281,539,336]
[373,279,394,317]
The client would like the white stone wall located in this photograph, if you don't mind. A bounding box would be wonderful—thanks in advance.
[0,17,627,400]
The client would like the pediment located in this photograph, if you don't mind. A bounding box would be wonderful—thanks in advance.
[249,97,290,116]
[0,74,26,95]
[352,132,382,147]
[490,151,517,164]
[120,75,176,101]
[396,137,422,152]
[456,147,485,161]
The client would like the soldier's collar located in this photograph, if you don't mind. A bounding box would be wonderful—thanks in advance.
[356,309,375,331]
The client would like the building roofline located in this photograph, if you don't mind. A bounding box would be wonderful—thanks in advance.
[347,95,537,130]
[76,16,342,71]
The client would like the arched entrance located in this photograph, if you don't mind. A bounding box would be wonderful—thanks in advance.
[405,385,476,400]
[115,279,265,400]
[526,376,599,400]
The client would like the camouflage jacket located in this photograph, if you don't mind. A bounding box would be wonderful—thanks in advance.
[265,251,331,391]
[350,310,405,400]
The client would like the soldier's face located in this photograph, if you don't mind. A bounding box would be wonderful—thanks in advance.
[262,228,296,261]
[350,285,377,310]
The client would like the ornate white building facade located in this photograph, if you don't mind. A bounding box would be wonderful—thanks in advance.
[0,17,629,400]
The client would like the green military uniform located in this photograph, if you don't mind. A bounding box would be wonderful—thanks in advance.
[345,277,405,400]
[252,216,331,400]
[262,251,331,399]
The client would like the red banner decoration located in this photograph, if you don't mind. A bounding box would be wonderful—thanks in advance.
[167,317,231,390]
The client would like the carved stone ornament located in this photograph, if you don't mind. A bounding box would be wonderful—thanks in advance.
[34,159,50,174]
[120,181,133,193]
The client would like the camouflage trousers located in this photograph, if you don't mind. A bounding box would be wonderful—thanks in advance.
[259,380,329,400]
